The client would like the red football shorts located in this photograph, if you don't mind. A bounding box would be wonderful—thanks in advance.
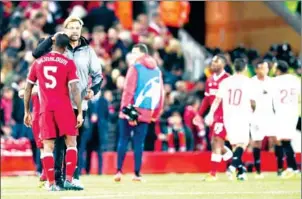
[39,109,78,140]
[32,116,43,149]
[209,116,227,140]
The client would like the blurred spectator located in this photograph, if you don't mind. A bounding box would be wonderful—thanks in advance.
[163,39,185,72]
[131,20,148,44]
[148,12,170,40]
[136,13,149,36]
[83,2,119,32]
[81,27,90,40]
[160,110,194,152]
[106,27,128,66]
[183,96,207,151]
[90,26,109,58]
[0,1,300,157]
[0,87,14,126]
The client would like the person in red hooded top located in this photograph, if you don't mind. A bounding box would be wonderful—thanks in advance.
[194,54,233,181]
[114,43,165,182]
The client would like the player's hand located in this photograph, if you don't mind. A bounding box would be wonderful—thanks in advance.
[51,31,65,41]
[204,114,214,126]
[128,120,137,126]
[76,113,84,128]
[84,89,94,100]
[24,112,32,128]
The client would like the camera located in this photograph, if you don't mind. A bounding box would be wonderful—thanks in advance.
[122,104,139,122]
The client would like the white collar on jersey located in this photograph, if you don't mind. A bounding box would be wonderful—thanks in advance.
[50,51,62,54]
[213,70,226,81]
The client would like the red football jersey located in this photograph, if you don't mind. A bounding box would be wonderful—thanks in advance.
[199,71,230,120]
[27,51,79,113]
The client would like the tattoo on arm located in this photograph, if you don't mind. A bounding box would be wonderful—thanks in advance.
[70,82,82,112]
[24,83,34,113]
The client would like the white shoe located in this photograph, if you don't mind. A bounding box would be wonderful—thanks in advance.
[132,175,145,182]
[114,172,122,182]
[237,173,248,181]
[72,179,84,189]
[226,166,236,181]
[44,181,50,190]
[281,168,295,179]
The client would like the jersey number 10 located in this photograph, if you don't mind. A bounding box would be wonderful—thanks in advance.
[44,66,58,89]
[228,89,242,105]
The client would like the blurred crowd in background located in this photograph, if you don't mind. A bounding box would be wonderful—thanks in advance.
[1,1,301,173]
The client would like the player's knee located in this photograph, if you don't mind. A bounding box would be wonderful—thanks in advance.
[65,136,77,148]
[43,140,55,152]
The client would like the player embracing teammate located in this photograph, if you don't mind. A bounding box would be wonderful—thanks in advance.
[24,34,83,191]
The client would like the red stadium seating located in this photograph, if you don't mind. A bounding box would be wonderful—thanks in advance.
[1,150,300,176]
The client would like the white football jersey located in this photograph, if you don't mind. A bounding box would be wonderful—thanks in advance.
[216,74,255,123]
[251,76,275,117]
[273,74,300,117]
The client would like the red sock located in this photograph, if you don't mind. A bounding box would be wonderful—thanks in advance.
[167,133,174,149]
[42,153,55,185]
[40,157,47,181]
[65,147,77,182]
[210,153,222,177]
[178,132,186,148]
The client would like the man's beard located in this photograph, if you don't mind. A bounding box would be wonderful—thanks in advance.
[70,35,79,41]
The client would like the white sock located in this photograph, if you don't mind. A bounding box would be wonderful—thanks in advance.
[222,146,233,161]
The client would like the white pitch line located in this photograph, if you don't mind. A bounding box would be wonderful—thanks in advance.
[59,191,301,199]
[3,191,300,197]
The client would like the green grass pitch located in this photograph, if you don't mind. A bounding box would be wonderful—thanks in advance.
[1,173,301,199]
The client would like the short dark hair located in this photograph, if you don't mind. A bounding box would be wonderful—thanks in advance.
[234,58,247,72]
[276,60,289,73]
[133,43,149,54]
[55,34,70,49]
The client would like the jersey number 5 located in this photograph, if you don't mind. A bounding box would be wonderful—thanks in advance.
[228,89,242,105]
[44,66,57,89]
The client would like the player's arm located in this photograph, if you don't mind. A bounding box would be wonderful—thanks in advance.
[32,32,64,59]
[24,83,34,113]
[70,81,83,128]
[70,82,82,113]
[68,60,84,128]
[18,85,38,99]
[208,96,222,117]
[205,81,225,125]
[198,79,210,116]
[32,37,52,59]
[152,71,165,121]
[120,65,138,109]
